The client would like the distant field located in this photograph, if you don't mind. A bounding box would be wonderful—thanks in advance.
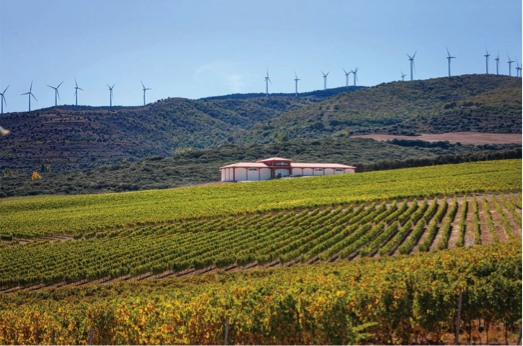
[353,132,522,145]
[0,159,521,239]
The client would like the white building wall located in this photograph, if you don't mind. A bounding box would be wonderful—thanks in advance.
[235,168,247,181]
[325,168,334,175]
[247,169,259,181]
[314,169,323,176]
[303,168,313,176]
[260,168,271,180]
[221,170,225,182]
[292,168,302,176]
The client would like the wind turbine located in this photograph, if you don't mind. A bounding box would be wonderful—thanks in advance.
[400,71,406,81]
[294,72,300,97]
[141,81,151,105]
[351,68,359,86]
[406,51,417,81]
[516,58,522,77]
[495,54,500,75]
[21,82,37,112]
[321,71,329,90]
[342,68,352,88]
[507,55,515,76]
[484,49,490,74]
[0,86,8,115]
[47,81,63,107]
[107,83,115,107]
[264,70,271,97]
[446,46,456,77]
[74,78,83,106]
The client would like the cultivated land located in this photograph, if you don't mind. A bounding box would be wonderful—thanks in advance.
[353,132,523,145]
[0,159,521,345]
[1,159,521,239]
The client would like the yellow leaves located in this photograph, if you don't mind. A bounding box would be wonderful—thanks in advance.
[336,290,346,298]
[31,171,41,180]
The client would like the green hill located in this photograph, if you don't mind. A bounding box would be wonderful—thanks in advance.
[0,87,357,172]
[242,75,522,143]
[1,136,518,198]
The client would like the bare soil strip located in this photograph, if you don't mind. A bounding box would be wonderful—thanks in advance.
[352,132,522,145]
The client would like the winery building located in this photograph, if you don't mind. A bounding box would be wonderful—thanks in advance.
[220,157,356,182]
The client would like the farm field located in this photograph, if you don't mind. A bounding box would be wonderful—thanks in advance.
[0,192,520,292]
[0,241,520,345]
[0,159,521,239]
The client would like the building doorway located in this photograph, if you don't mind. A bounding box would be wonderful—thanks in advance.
[274,169,290,178]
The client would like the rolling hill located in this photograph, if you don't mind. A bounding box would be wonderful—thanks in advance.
[242,74,522,143]
[0,87,358,172]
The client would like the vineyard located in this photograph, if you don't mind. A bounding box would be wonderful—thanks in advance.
[0,159,521,239]
[0,241,520,345]
[0,192,520,292]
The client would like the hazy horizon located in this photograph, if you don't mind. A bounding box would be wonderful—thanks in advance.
[1,0,521,112]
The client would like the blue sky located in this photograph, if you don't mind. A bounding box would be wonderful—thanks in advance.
[1,0,521,112]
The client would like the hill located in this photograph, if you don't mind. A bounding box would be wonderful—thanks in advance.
[0,87,357,172]
[241,74,522,143]
[1,137,519,198]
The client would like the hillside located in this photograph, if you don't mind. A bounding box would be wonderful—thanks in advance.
[242,75,522,143]
[1,137,519,198]
[0,87,357,172]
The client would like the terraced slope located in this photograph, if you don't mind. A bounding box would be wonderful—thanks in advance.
[1,192,520,292]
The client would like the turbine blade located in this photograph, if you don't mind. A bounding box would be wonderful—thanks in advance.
[79,88,84,91]
[21,92,29,95]
[57,89,60,100]
[3,86,8,94]
[31,93,38,101]
[107,84,111,89]
[413,51,417,58]
[3,97,7,107]
[47,85,54,89]
[75,78,78,87]
[30,81,33,92]
[57,81,63,88]
[342,68,347,74]
[446,46,450,57]
[406,53,412,59]
[112,83,115,89]
[141,80,145,88]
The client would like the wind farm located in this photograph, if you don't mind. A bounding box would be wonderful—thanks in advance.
[0,2,521,345]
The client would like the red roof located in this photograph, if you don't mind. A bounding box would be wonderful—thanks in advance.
[220,158,356,169]
[257,157,290,162]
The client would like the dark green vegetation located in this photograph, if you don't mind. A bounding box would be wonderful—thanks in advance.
[0,88,354,172]
[1,137,519,197]
[244,75,521,143]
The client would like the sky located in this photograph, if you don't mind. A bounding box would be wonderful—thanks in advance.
[0,0,521,112]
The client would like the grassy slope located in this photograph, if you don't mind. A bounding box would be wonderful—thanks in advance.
[3,137,516,198]
[243,74,522,143]
[0,159,520,238]
[0,88,354,172]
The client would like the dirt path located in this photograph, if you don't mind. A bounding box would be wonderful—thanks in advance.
[352,132,522,145]
[447,196,465,248]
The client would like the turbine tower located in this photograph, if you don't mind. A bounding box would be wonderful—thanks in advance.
[484,49,490,74]
[0,86,8,115]
[507,55,515,76]
[294,72,300,97]
[321,71,329,90]
[264,70,271,97]
[107,83,115,107]
[342,68,352,88]
[406,51,417,81]
[446,46,456,77]
[47,81,63,107]
[400,71,406,81]
[74,78,83,106]
[351,68,359,86]
[141,81,151,105]
[516,58,522,77]
[495,54,500,75]
[21,82,37,112]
